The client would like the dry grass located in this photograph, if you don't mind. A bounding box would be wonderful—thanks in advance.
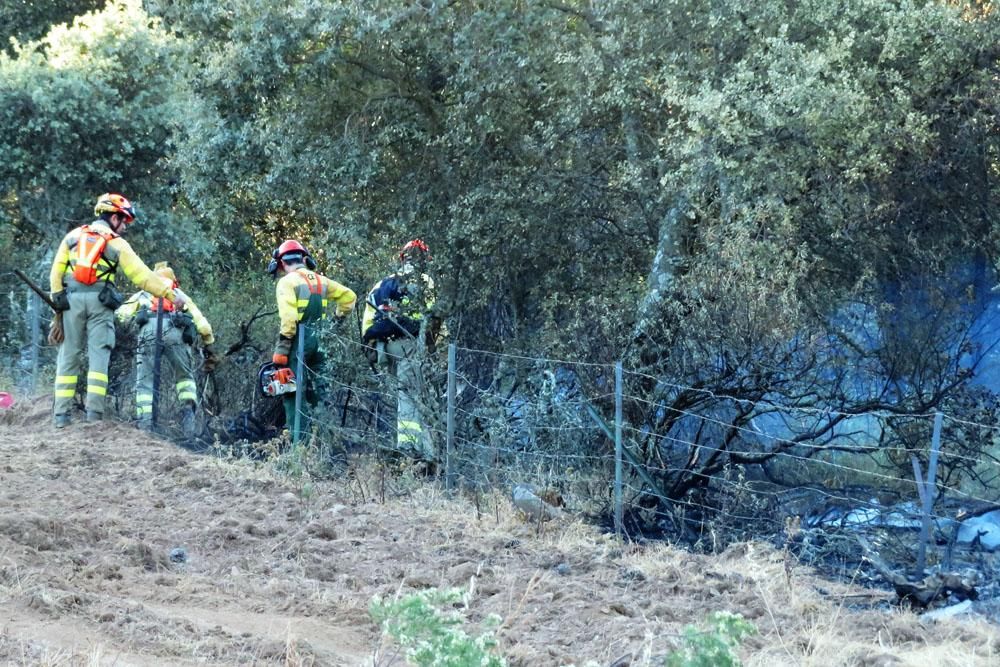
[0,416,997,666]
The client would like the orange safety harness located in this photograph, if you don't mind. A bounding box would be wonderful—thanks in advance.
[71,225,117,285]
[150,281,179,313]
[297,269,325,295]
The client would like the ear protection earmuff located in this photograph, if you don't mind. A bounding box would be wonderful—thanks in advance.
[268,248,317,275]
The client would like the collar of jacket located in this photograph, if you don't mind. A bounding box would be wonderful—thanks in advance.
[86,219,114,234]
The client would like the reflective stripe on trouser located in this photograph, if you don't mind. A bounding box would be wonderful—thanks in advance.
[176,379,197,402]
[384,338,435,461]
[136,320,195,422]
[53,291,116,416]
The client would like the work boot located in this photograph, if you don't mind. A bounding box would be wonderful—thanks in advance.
[53,414,71,429]
[180,405,196,438]
[85,410,103,424]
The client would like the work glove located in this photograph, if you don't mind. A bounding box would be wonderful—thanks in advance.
[202,345,220,373]
[48,312,64,346]
[51,290,70,312]
[134,307,150,327]
[273,334,293,362]
[171,287,188,311]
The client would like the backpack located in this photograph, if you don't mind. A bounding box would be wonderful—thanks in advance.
[362,277,421,343]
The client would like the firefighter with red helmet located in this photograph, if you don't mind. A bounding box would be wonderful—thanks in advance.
[116,262,218,434]
[361,239,443,464]
[270,239,356,435]
[48,193,186,428]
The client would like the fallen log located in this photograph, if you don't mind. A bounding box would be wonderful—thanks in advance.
[856,536,978,607]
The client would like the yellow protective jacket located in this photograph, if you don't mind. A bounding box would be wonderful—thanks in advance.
[276,267,356,339]
[116,290,215,345]
[49,220,176,300]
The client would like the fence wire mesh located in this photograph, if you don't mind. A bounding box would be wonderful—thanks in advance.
[8,293,1000,590]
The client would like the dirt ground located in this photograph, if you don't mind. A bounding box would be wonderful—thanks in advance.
[0,397,998,666]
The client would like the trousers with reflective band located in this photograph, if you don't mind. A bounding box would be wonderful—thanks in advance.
[384,338,435,461]
[135,321,196,422]
[53,291,116,416]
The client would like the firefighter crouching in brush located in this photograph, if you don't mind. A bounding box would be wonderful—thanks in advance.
[48,193,186,428]
[361,239,444,466]
[116,262,219,434]
[269,240,356,436]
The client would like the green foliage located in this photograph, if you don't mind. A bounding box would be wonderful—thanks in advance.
[370,588,506,667]
[0,0,189,237]
[664,612,756,667]
[4,0,1000,511]
[0,0,105,54]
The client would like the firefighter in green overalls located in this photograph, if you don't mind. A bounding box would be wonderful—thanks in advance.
[269,240,356,434]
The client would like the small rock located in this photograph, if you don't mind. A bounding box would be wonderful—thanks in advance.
[169,547,188,564]
[857,652,903,667]
[618,566,646,582]
[512,484,563,521]
[921,600,974,623]
[555,562,571,576]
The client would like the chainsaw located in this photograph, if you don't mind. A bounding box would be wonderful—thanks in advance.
[257,362,297,397]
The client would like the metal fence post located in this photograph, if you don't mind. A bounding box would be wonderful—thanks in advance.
[151,306,165,428]
[293,324,307,445]
[915,411,943,575]
[614,361,624,539]
[28,289,40,395]
[446,342,456,491]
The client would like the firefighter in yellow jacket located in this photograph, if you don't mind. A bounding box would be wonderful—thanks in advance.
[116,262,219,433]
[361,239,442,463]
[48,193,186,428]
[269,240,356,435]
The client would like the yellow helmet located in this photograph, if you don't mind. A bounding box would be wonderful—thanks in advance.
[154,261,176,283]
[94,193,135,222]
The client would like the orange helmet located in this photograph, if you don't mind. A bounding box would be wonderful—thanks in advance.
[94,193,135,222]
[400,238,430,262]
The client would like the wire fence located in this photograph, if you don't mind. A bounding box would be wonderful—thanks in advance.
[261,328,1000,582]
[7,278,1000,587]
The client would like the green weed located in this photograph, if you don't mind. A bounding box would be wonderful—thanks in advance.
[664,611,756,667]
[370,587,506,667]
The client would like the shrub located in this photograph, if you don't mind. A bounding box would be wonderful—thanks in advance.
[664,611,756,667]
[370,587,505,667]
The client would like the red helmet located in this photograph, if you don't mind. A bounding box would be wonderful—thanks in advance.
[399,238,430,262]
[275,239,308,259]
[94,193,135,222]
[268,239,316,275]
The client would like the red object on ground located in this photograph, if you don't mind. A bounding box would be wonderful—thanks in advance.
[0,392,12,409]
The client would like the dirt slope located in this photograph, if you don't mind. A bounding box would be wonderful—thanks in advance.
[0,398,997,666]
